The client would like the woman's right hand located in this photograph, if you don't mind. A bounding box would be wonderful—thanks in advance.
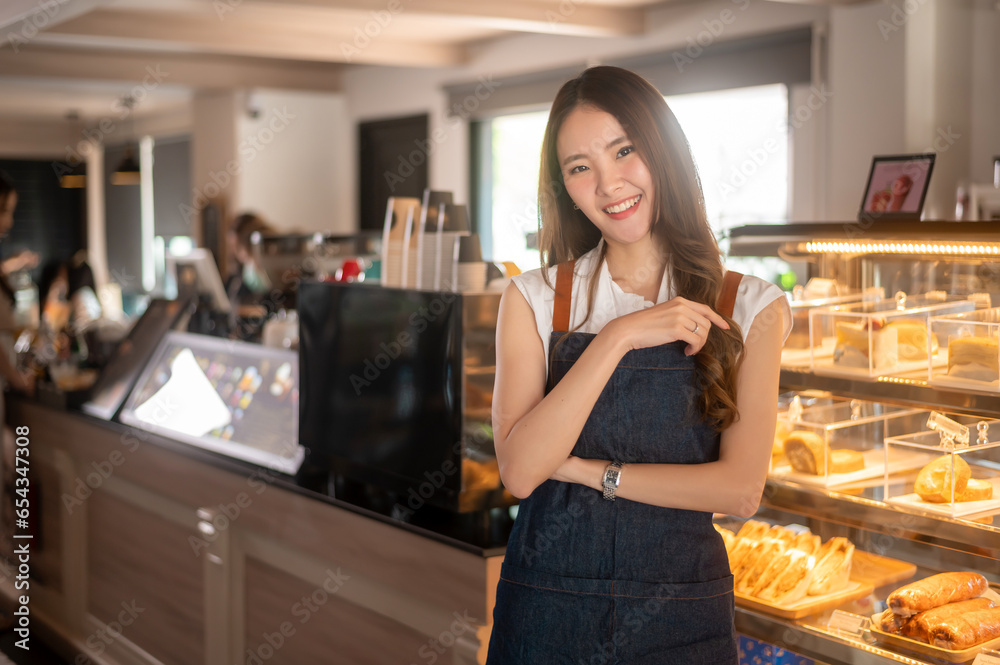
[603,296,730,356]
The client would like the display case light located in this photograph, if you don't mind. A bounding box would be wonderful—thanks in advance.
[805,240,1000,256]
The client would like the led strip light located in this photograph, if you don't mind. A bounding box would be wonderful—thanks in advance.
[804,241,1000,256]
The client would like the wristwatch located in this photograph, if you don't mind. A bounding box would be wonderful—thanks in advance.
[602,461,623,501]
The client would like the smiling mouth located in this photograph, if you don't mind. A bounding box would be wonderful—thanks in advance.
[603,195,641,214]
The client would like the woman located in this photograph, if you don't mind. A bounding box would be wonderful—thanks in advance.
[487,67,790,663]
[0,174,33,397]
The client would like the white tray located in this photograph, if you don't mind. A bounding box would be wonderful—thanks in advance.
[771,448,934,488]
[887,477,1000,518]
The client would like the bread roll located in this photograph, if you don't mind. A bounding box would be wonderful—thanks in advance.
[783,430,828,475]
[876,607,910,634]
[958,477,993,502]
[930,607,1000,650]
[807,537,853,596]
[915,455,971,503]
[902,597,996,642]
[887,572,988,617]
[830,449,865,474]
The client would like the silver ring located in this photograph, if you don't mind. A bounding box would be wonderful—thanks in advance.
[693,323,700,334]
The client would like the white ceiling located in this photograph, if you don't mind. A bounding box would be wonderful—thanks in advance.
[0,0,870,123]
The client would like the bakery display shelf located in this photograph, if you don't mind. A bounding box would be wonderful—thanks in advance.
[759,481,1000,560]
[779,367,1000,419]
[735,607,929,665]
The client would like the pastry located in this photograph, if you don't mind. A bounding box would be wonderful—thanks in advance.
[886,571,988,617]
[727,520,769,572]
[903,597,996,642]
[772,419,793,465]
[807,536,853,596]
[753,547,816,604]
[948,336,999,382]
[713,524,736,554]
[915,455,971,503]
[783,431,828,475]
[830,449,865,474]
[886,320,936,361]
[876,607,910,634]
[833,319,898,370]
[958,477,993,502]
[930,607,1000,650]
[735,526,795,594]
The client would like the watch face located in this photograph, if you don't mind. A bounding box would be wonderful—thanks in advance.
[605,468,621,486]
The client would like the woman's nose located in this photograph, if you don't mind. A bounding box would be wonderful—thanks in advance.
[595,164,624,196]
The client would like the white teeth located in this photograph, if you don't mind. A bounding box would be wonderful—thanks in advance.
[604,195,640,214]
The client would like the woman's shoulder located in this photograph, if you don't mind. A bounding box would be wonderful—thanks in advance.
[731,272,791,342]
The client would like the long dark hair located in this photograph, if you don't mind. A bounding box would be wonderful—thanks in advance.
[538,66,745,430]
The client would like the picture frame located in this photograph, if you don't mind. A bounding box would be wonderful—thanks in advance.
[858,153,936,221]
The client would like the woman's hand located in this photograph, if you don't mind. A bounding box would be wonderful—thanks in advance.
[604,296,730,356]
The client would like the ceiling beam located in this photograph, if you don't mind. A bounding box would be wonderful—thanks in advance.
[251,0,646,37]
[0,0,109,46]
[0,45,345,91]
[37,7,468,66]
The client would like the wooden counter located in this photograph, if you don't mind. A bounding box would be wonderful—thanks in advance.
[1,399,503,665]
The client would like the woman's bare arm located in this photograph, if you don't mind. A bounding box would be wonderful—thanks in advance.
[550,297,785,516]
[492,280,729,499]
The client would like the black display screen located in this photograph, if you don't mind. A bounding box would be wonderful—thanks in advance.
[82,298,189,420]
[298,282,463,504]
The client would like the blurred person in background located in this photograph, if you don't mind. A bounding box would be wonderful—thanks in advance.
[0,172,35,400]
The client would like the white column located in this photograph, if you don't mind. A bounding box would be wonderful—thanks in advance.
[84,141,107,288]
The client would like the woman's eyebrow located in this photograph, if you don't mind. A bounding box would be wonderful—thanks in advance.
[561,135,629,166]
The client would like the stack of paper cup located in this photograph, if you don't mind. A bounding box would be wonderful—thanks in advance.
[457,262,487,292]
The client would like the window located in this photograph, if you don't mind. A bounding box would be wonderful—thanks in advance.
[482,85,789,274]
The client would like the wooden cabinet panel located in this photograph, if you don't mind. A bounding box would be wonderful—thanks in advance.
[87,489,204,665]
[243,557,430,665]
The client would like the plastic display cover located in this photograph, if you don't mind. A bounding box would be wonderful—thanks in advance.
[118,331,303,474]
[82,298,189,421]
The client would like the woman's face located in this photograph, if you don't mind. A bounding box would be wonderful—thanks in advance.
[557,106,655,249]
[0,191,18,238]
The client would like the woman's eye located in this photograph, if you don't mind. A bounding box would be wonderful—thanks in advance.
[568,164,588,175]
[617,145,635,158]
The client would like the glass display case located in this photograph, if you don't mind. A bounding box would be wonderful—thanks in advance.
[929,306,1000,391]
[726,220,1000,665]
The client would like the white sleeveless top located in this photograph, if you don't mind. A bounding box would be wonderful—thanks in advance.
[512,243,792,365]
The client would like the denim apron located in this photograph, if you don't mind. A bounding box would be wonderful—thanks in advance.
[486,264,741,665]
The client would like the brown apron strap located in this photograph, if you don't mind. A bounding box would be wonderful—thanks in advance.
[717,270,743,319]
[552,260,575,332]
